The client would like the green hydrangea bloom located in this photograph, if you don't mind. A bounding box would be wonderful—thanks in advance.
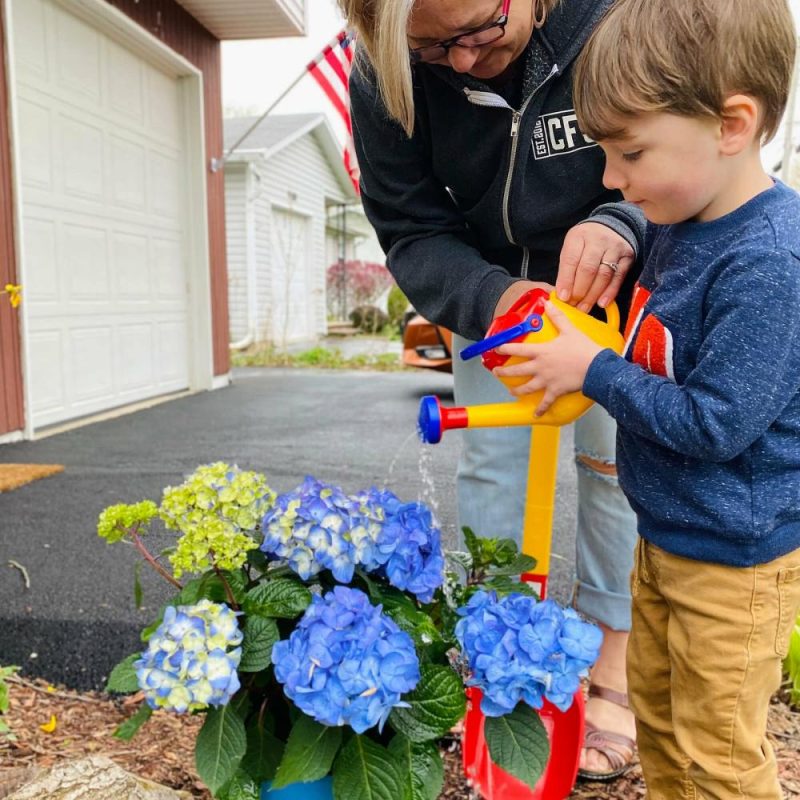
[159,463,275,578]
[97,501,159,543]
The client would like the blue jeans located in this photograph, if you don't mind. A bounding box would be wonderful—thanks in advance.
[453,333,636,631]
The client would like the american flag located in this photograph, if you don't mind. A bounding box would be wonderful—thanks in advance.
[307,30,360,193]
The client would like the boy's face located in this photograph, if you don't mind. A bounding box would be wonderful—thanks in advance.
[598,112,727,225]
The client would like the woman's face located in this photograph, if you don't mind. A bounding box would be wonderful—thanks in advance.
[407,0,534,79]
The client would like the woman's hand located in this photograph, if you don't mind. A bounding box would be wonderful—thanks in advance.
[556,223,634,312]
[493,302,603,416]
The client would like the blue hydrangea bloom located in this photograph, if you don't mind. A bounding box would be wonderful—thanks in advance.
[354,488,445,603]
[272,586,420,733]
[261,477,363,582]
[261,480,444,603]
[455,591,602,716]
[134,599,242,713]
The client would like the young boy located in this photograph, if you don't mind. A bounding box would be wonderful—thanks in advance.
[494,0,800,797]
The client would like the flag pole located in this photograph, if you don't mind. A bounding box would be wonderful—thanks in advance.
[214,68,311,171]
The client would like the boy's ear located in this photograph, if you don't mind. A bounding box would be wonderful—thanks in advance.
[718,94,761,155]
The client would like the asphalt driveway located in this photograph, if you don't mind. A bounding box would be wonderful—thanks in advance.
[0,367,577,690]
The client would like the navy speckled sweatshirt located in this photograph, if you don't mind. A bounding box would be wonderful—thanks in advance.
[584,180,800,567]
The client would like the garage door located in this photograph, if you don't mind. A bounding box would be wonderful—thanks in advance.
[12,0,191,428]
[271,208,312,345]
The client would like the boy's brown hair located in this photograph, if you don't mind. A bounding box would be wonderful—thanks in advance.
[573,0,796,142]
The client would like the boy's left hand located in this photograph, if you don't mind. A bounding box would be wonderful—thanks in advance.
[493,302,604,416]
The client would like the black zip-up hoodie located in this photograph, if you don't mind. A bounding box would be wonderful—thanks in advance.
[350,0,645,341]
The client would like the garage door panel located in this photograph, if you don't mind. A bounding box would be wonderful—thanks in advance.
[153,237,184,299]
[18,99,53,189]
[63,224,109,301]
[110,135,147,210]
[113,232,150,299]
[157,321,190,385]
[14,0,48,79]
[69,326,114,401]
[119,325,154,390]
[53,5,101,103]
[22,218,59,303]
[147,68,182,144]
[150,153,182,218]
[108,41,144,123]
[13,0,192,428]
[28,331,65,414]
[61,116,105,200]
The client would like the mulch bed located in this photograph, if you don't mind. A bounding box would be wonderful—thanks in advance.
[1,676,798,799]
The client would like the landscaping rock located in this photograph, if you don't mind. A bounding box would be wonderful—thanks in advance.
[3,756,191,800]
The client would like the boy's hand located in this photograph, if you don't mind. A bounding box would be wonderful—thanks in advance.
[493,302,604,416]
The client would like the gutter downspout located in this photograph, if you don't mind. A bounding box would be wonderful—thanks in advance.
[230,163,258,350]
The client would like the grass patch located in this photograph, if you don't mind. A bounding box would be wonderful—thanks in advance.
[232,345,406,372]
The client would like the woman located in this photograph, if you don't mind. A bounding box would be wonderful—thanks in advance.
[338,0,642,780]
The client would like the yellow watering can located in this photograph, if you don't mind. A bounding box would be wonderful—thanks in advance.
[417,287,625,800]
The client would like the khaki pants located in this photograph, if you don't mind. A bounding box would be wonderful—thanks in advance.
[628,539,800,800]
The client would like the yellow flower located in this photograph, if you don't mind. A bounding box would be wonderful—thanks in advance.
[2,284,22,308]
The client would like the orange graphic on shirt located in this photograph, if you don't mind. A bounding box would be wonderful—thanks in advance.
[631,313,675,380]
[624,284,651,340]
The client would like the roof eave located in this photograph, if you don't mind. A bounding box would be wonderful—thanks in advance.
[175,0,306,40]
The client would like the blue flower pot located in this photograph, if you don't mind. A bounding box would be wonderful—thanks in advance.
[261,777,333,799]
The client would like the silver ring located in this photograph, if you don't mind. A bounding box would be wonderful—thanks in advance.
[600,259,620,273]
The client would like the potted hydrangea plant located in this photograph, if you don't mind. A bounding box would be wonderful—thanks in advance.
[98,463,601,800]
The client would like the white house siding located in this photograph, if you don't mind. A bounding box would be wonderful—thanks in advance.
[262,131,349,340]
[224,164,248,342]
[226,128,352,346]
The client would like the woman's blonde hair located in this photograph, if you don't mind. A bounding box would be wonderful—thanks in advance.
[339,0,560,135]
[573,0,796,143]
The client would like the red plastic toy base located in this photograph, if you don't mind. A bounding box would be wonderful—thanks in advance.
[462,688,585,800]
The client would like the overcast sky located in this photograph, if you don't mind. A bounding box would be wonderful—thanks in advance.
[222,0,800,172]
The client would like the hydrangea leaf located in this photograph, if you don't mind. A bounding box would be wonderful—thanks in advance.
[364,580,443,648]
[241,718,284,784]
[389,664,466,743]
[112,704,153,741]
[243,578,312,619]
[105,653,140,694]
[332,735,406,800]
[271,716,342,789]
[218,770,260,800]
[445,550,473,572]
[482,575,537,597]
[488,553,537,577]
[388,734,443,800]
[484,703,550,789]
[238,615,280,672]
[195,703,248,795]
[461,527,482,565]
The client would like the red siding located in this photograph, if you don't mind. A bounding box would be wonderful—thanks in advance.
[107,0,231,376]
[0,0,24,436]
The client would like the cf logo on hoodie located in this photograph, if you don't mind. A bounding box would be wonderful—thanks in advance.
[531,109,597,160]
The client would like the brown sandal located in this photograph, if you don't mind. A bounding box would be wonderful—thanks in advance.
[577,684,637,783]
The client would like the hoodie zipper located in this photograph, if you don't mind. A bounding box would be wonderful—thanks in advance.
[464,63,559,279]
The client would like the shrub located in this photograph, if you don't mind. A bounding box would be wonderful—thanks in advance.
[327,260,393,320]
[350,305,389,333]
[387,286,409,328]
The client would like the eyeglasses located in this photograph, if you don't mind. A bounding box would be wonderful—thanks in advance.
[409,0,512,64]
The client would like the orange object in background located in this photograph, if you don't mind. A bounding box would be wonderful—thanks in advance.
[401,313,453,373]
